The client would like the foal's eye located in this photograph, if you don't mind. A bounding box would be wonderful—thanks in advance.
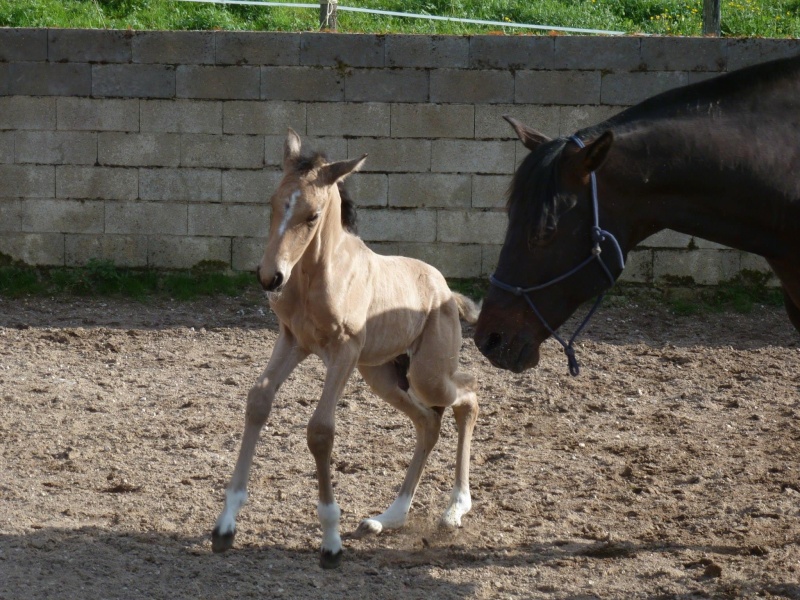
[306,212,320,226]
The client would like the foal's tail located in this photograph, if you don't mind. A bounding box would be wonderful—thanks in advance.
[454,293,481,324]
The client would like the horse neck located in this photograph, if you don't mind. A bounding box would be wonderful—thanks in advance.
[600,124,799,258]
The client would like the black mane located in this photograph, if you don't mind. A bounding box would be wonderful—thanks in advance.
[290,151,358,235]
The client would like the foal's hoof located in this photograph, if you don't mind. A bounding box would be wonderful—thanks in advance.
[349,518,383,539]
[319,548,343,569]
[211,526,236,553]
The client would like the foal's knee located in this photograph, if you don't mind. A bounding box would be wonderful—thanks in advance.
[245,383,274,425]
[307,420,334,459]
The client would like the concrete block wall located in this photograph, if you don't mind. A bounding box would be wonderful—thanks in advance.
[1,28,798,283]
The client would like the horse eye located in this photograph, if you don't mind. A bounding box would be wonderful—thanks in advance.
[306,212,320,225]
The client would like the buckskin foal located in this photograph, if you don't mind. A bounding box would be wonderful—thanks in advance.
[212,130,481,568]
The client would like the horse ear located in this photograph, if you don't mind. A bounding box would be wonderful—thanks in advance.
[581,131,614,173]
[504,115,551,151]
[319,154,368,185]
[283,128,302,170]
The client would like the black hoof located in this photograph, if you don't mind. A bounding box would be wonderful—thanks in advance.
[211,526,236,553]
[320,548,343,569]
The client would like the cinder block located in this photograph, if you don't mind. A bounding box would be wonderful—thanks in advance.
[740,253,778,285]
[299,136,348,163]
[188,204,269,237]
[300,33,384,68]
[0,28,47,61]
[347,173,387,208]
[0,132,13,163]
[472,175,510,209]
[216,32,300,66]
[177,66,260,100]
[640,37,727,72]
[347,138,430,173]
[0,64,8,95]
[727,39,800,71]
[653,248,740,285]
[0,97,56,130]
[0,232,64,266]
[222,169,283,204]
[436,210,507,243]
[388,174,471,208]
[554,37,641,71]
[358,208,437,243]
[307,103,390,137]
[617,248,652,284]
[0,165,55,198]
[431,70,513,104]
[692,237,729,250]
[181,134,264,169]
[638,229,692,248]
[65,234,148,267]
[10,63,91,96]
[232,237,267,271]
[386,35,468,68]
[57,98,139,132]
[516,70,601,105]
[560,105,623,136]
[481,244,502,276]
[365,241,399,256]
[139,168,221,202]
[224,101,306,135]
[391,104,473,139]
[141,100,222,134]
[431,140,516,174]
[147,235,231,269]
[396,243,481,278]
[475,105,560,139]
[57,166,138,200]
[345,69,428,103]
[601,71,688,106]
[93,64,176,99]
[99,132,181,167]
[18,199,104,234]
[470,36,554,70]
[262,67,344,102]
[48,29,131,63]
[0,198,26,232]
[105,201,187,235]
[15,131,96,165]
[133,31,215,64]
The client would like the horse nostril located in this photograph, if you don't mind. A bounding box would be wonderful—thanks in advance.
[481,332,504,355]
[266,272,283,292]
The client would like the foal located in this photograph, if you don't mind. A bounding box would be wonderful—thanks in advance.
[212,129,481,568]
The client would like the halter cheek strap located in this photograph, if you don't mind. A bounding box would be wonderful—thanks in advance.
[489,134,625,376]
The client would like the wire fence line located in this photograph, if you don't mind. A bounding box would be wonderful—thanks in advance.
[174,0,626,35]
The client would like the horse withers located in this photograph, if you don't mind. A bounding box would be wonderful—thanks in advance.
[212,129,481,568]
[475,55,800,373]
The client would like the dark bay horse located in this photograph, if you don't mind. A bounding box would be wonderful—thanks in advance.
[474,55,800,373]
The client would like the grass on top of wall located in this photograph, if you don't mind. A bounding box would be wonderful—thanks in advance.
[1,0,799,37]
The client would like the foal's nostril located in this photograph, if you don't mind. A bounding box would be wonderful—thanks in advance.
[480,332,504,355]
[265,272,284,292]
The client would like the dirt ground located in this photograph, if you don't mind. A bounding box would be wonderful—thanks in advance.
[0,291,798,600]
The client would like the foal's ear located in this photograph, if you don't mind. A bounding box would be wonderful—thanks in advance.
[504,115,551,151]
[283,128,302,170]
[319,154,368,185]
[577,131,614,173]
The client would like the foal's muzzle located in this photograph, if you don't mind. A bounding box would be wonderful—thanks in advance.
[256,265,284,292]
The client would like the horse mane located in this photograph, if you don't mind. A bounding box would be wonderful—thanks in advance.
[289,151,358,235]
[507,137,569,245]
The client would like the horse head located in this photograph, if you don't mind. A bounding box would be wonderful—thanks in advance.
[257,129,366,292]
[474,117,623,373]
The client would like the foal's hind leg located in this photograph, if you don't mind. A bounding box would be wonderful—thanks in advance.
[349,362,445,538]
[212,328,308,553]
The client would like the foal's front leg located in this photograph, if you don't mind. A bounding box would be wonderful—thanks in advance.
[212,329,308,552]
[307,347,359,569]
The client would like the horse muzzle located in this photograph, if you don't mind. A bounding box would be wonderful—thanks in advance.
[256,265,286,293]
[474,328,541,373]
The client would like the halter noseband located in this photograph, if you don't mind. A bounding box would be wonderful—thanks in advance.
[489,135,625,376]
